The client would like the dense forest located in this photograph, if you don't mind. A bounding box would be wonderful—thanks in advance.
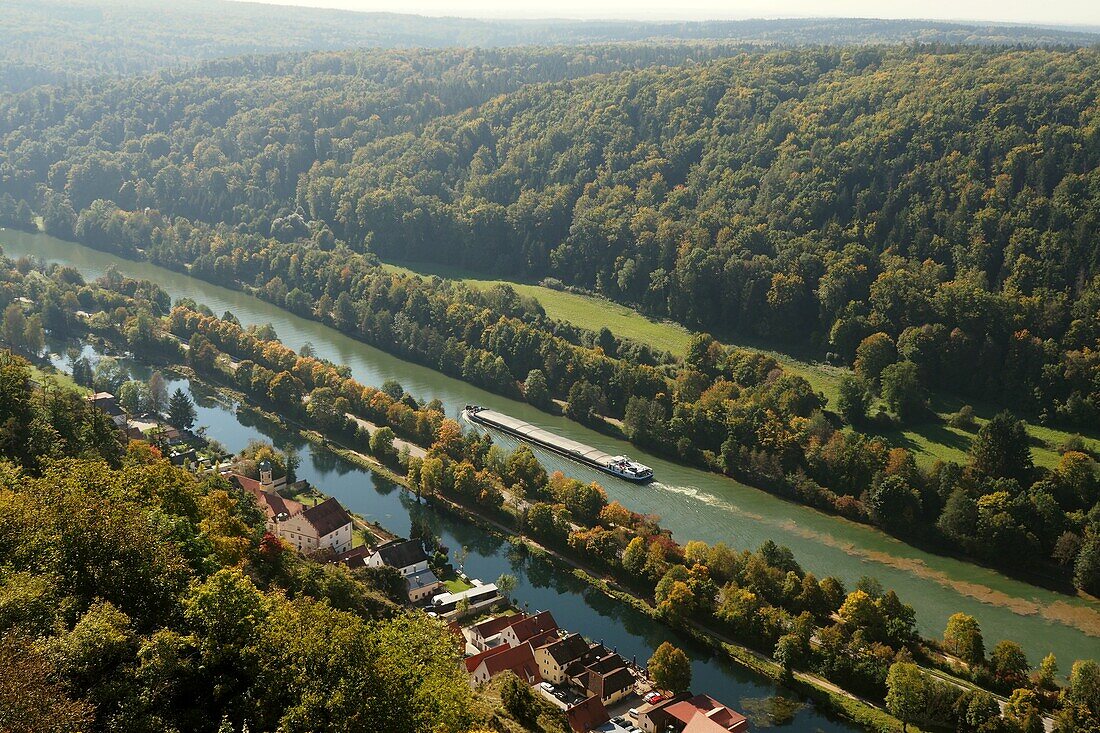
[2,43,1099,590]
[3,253,1099,733]
[2,0,1096,91]
[3,46,1099,427]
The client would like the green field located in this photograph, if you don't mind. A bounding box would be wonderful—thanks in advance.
[382,260,696,357]
[382,259,1099,470]
[27,360,87,395]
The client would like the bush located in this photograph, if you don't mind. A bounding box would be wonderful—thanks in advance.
[947,405,977,430]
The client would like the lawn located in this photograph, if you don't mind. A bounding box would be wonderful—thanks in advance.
[443,577,474,594]
[382,259,1099,471]
[27,360,87,394]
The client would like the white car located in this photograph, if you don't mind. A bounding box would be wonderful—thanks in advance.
[539,682,554,692]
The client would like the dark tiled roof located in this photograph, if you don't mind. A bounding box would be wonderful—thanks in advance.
[374,538,429,569]
[542,633,590,666]
[302,497,352,537]
[406,568,441,590]
[586,653,627,675]
[601,666,634,695]
[88,393,123,416]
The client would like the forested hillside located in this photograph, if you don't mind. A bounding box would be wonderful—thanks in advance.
[305,48,1100,425]
[1,0,1095,91]
[3,44,1100,591]
[3,46,1098,427]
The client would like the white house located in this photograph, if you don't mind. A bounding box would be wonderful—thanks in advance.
[234,475,353,555]
[367,539,430,575]
[366,539,442,603]
[276,498,354,555]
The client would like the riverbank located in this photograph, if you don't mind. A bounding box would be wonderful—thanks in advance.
[34,227,1096,597]
[202,368,915,732]
[303,425,917,732]
[8,229,1097,685]
[128,344,905,732]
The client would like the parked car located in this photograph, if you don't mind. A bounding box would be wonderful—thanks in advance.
[644,691,664,704]
[539,682,554,692]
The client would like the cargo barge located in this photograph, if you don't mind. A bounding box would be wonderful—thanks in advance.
[461,405,654,483]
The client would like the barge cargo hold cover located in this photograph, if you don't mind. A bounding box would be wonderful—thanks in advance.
[462,405,653,483]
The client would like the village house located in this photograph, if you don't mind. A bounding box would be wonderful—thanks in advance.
[565,694,611,733]
[365,538,443,603]
[276,498,355,555]
[87,392,127,428]
[637,693,748,733]
[496,610,558,648]
[572,652,635,707]
[232,475,354,555]
[535,632,591,685]
[465,612,529,652]
[464,642,542,687]
[366,538,430,576]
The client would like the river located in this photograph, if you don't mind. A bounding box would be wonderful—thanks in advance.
[5,228,1097,678]
[45,339,850,732]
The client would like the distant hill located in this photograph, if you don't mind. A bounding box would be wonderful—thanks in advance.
[1,0,1098,90]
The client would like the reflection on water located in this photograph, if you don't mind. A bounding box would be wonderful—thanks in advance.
[48,335,856,731]
[11,229,1099,678]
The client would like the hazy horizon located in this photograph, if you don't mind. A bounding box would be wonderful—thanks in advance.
[233,0,1100,30]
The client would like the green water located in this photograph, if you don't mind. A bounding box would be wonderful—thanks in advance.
[6,228,1098,671]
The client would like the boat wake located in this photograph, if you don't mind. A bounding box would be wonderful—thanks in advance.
[651,482,740,514]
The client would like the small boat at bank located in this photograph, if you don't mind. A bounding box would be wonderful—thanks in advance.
[461,405,654,483]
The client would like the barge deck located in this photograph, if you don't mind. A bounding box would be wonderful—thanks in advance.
[461,405,653,483]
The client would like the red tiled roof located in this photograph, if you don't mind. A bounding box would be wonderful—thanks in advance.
[333,545,372,567]
[664,695,748,733]
[682,711,750,733]
[525,628,559,650]
[232,474,303,521]
[479,643,541,683]
[472,612,527,639]
[566,694,610,732]
[465,644,511,674]
[265,492,303,521]
[505,610,558,643]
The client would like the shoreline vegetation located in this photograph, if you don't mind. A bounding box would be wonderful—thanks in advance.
[4,43,1098,605]
[17,254,1082,733]
[33,333,917,731]
[380,258,1097,472]
[13,226,1098,604]
[179,367,927,733]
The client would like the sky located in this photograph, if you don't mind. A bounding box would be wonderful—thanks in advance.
[247,0,1100,28]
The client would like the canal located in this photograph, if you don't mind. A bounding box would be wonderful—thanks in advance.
[5,228,1098,677]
